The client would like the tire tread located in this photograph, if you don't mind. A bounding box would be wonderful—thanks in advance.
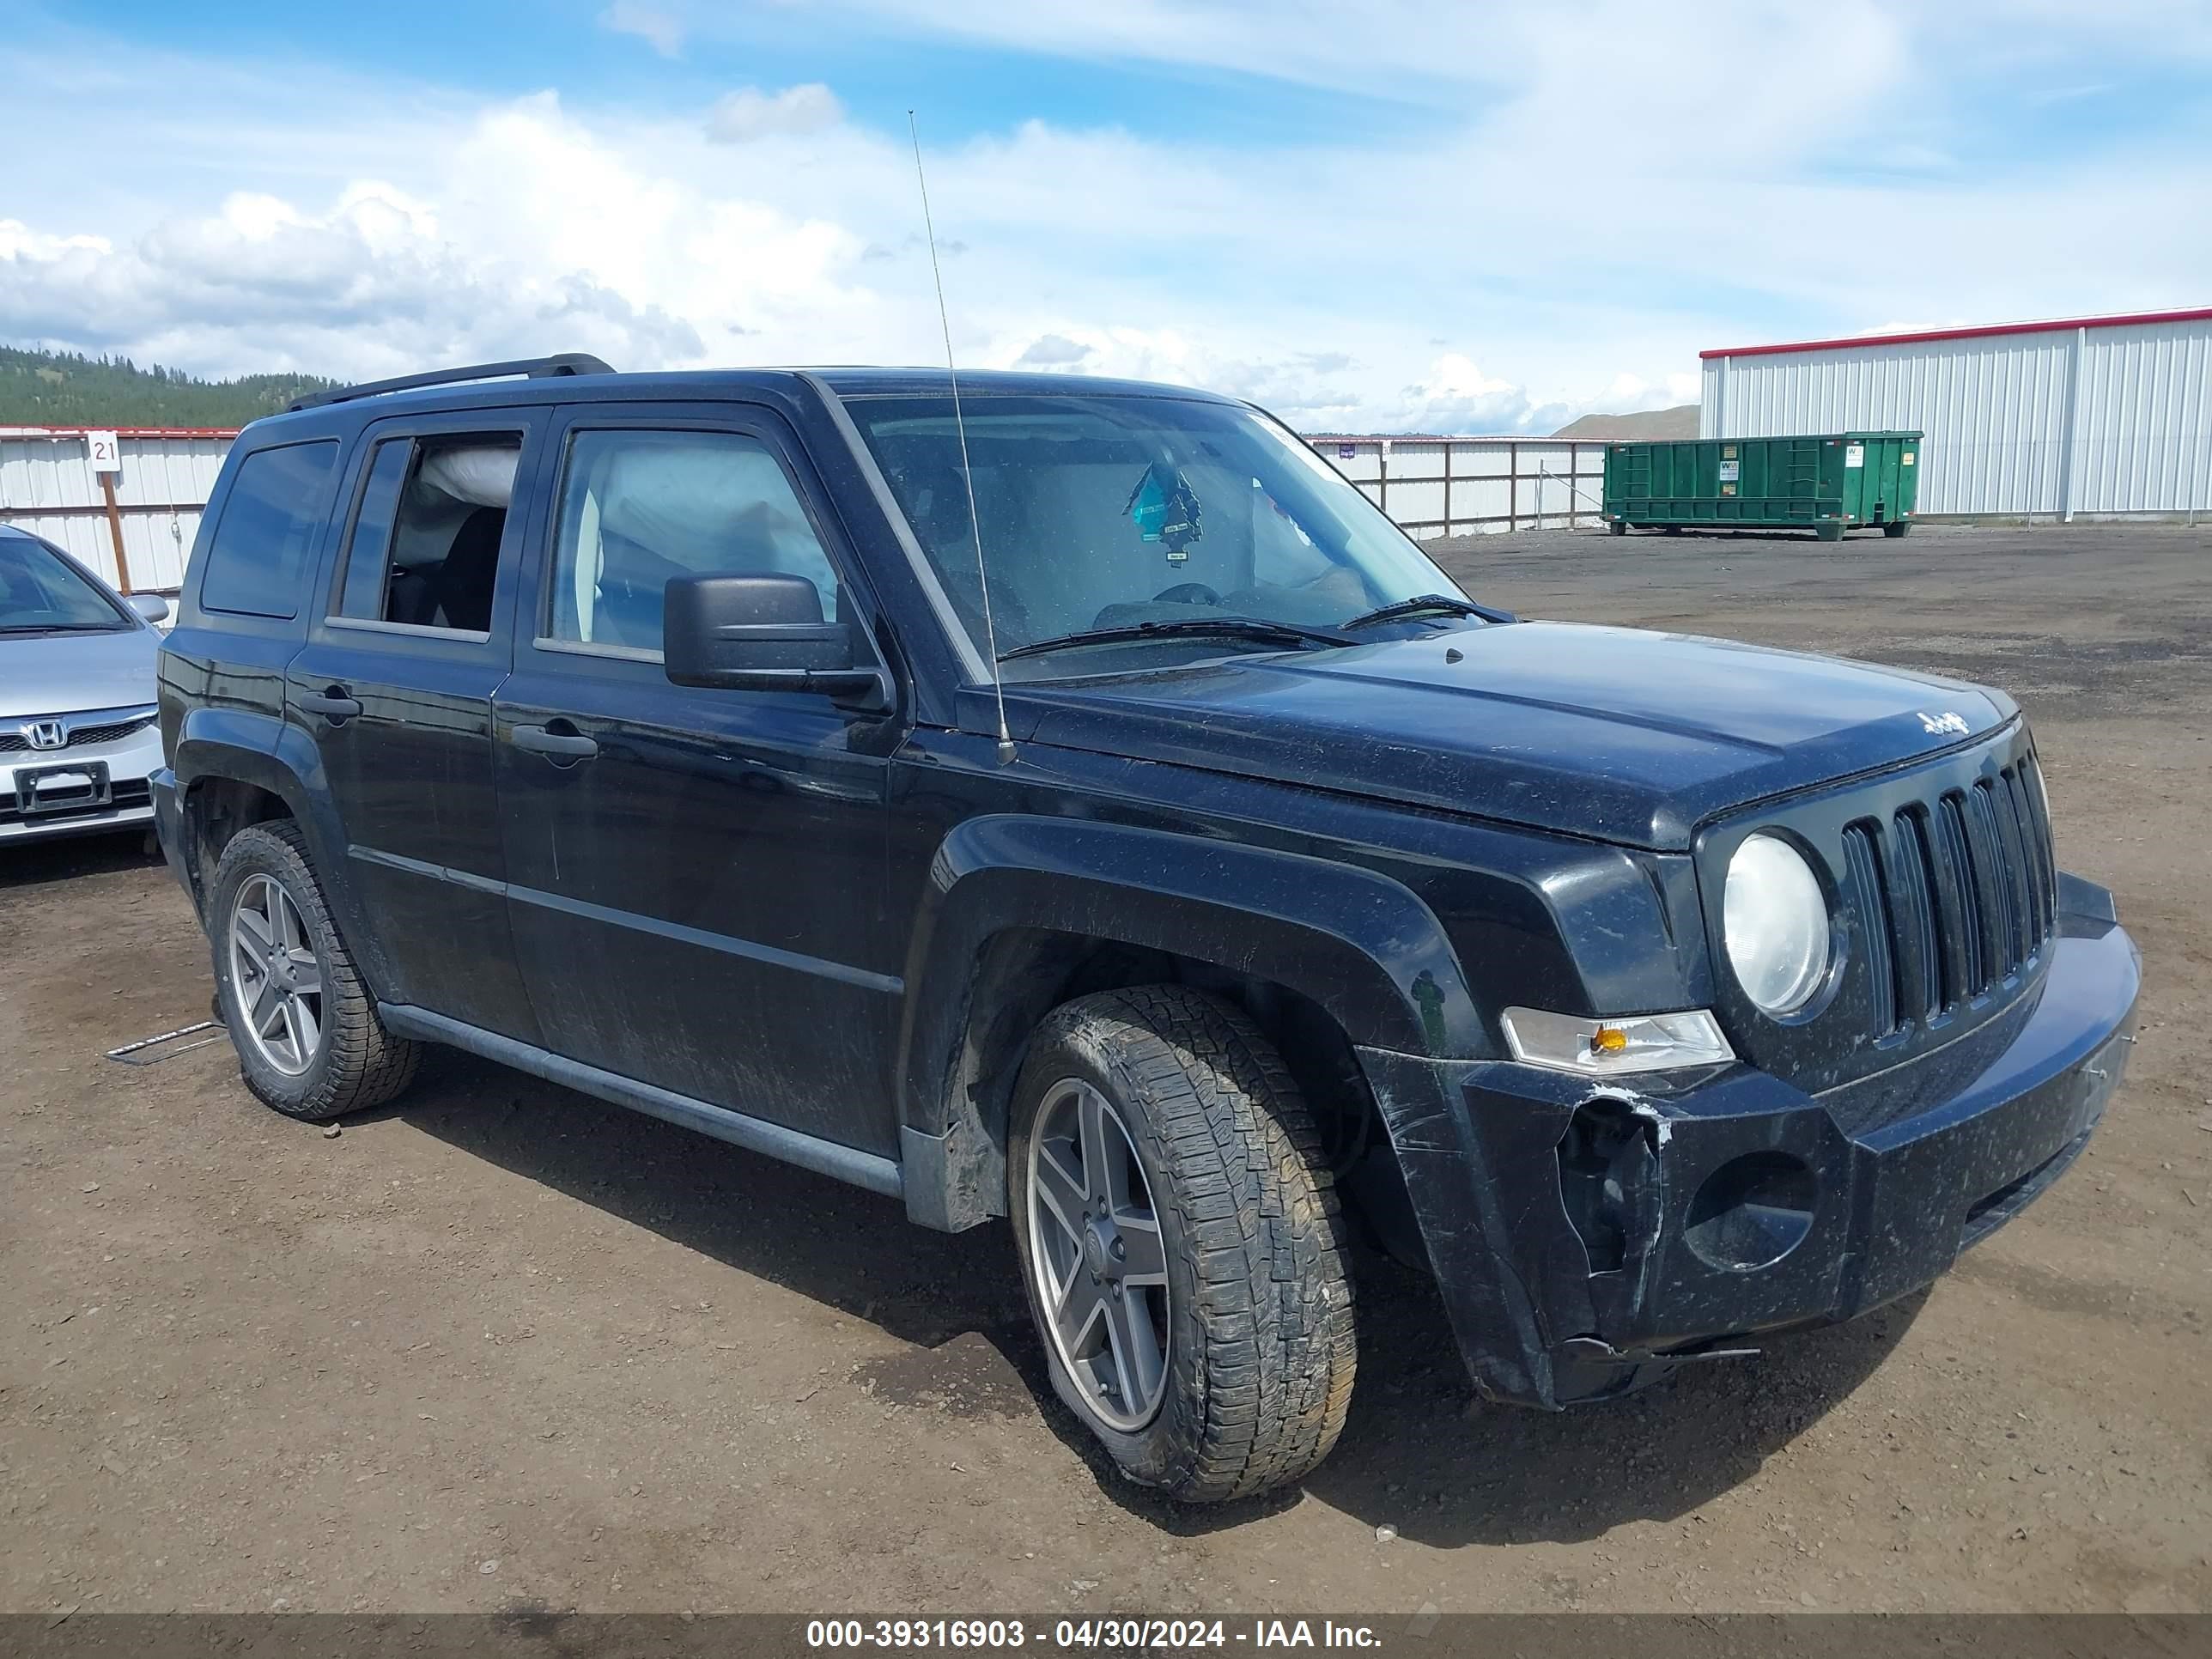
[1028,985,1357,1502]
[210,821,419,1121]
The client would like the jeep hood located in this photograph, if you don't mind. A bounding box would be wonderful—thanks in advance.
[985,622,2015,850]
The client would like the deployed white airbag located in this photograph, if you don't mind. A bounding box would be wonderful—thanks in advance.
[418,445,519,508]
[597,441,804,554]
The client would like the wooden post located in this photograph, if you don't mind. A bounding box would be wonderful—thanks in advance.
[100,472,133,594]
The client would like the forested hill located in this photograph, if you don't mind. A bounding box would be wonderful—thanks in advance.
[0,346,340,428]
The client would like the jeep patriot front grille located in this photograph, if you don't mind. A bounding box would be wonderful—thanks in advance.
[1842,753,2058,1038]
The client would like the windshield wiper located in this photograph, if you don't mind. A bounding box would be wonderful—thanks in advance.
[1000,617,1349,663]
[0,622,123,635]
[1339,593,1510,629]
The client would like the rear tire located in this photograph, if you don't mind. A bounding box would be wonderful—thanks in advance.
[1008,986,1357,1503]
[1883,520,1911,538]
[207,822,419,1121]
[1609,520,1629,537]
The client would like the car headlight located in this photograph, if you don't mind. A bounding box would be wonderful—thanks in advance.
[1723,833,1831,1015]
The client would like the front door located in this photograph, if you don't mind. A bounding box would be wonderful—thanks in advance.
[492,405,905,1156]
[285,408,549,1042]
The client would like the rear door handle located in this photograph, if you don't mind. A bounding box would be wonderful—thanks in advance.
[297,689,362,721]
[509,722,599,760]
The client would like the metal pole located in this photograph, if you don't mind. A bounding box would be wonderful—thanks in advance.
[2057,326,2083,523]
[1376,440,1389,522]
[1509,442,1518,532]
[100,471,132,594]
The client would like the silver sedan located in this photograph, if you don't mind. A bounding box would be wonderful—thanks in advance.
[0,525,170,847]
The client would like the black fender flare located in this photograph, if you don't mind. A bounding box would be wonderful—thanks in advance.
[892,814,1483,1229]
[172,707,397,1000]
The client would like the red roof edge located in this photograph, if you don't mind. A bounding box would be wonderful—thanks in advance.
[1700,305,2212,361]
[0,425,241,439]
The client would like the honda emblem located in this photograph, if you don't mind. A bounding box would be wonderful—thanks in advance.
[25,720,66,750]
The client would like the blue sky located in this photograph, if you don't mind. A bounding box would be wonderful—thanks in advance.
[4,1,2207,431]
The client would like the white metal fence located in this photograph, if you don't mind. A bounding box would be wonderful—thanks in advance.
[0,427,234,592]
[1305,436,1608,538]
[0,424,1613,600]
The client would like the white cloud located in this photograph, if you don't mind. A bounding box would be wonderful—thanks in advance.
[0,221,112,260]
[0,103,746,377]
[1013,333,1091,368]
[0,7,2203,431]
[707,84,844,144]
[599,1,685,57]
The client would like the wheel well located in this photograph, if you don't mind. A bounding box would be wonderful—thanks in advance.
[182,777,292,902]
[952,931,1401,1226]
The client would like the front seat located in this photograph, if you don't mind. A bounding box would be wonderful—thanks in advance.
[430,508,505,632]
[906,466,1033,649]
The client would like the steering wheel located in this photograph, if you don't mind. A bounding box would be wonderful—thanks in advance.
[1152,582,1222,605]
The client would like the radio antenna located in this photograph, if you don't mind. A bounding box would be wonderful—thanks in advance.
[909,110,1015,765]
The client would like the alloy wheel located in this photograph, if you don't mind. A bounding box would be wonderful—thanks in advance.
[228,873,325,1078]
[1026,1078,1172,1431]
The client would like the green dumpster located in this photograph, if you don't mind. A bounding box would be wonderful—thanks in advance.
[1601,432,1922,541]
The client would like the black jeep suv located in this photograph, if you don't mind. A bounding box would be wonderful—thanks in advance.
[154,356,2139,1501]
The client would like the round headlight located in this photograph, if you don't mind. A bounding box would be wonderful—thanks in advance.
[1723,834,1831,1015]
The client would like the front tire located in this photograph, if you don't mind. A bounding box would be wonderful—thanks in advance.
[207,822,419,1121]
[1008,987,1357,1503]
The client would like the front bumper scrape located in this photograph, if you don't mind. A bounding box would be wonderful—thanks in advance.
[1357,884,2139,1412]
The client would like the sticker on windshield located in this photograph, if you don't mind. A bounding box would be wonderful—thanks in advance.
[1127,464,1204,562]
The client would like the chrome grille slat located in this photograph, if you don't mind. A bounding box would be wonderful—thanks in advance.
[1972,779,2025,976]
[2016,755,2058,933]
[1994,770,2040,951]
[1935,792,1985,997]
[1889,805,1944,1020]
[1961,781,2012,985]
[1842,822,1899,1036]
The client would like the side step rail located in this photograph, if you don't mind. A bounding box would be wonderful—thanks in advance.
[376,1002,902,1200]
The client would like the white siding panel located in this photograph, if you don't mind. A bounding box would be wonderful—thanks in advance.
[2074,320,2212,514]
[1385,440,1449,532]
[1703,315,2211,518]
[0,430,233,589]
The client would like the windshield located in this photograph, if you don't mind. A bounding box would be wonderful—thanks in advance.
[842,393,1467,669]
[0,533,131,632]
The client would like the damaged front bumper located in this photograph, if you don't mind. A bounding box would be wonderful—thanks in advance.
[1358,878,2141,1411]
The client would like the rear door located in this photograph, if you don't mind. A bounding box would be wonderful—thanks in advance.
[491,403,907,1155]
[284,407,549,1042]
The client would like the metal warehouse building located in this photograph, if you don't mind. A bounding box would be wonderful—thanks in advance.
[1,426,235,592]
[1700,306,2211,520]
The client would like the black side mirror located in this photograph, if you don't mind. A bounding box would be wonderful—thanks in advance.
[663,574,888,710]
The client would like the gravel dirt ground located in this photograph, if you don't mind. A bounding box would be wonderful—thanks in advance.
[3,521,2208,1618]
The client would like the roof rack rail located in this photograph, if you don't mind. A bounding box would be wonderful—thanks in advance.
[288,353,617,413]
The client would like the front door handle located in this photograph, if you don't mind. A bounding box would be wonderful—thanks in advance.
[297,688,362,721]
[509,721,599,760]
